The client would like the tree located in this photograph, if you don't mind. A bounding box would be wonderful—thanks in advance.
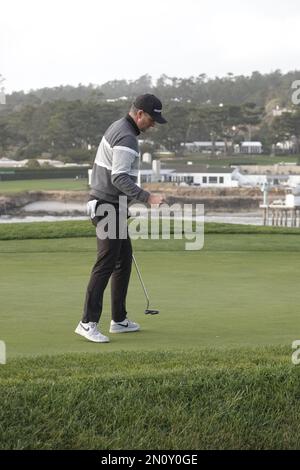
[239,102,264,141]
[271,108,300,154]
[152,103,191,152]
[0,114,9,151]
[26,159,41,168]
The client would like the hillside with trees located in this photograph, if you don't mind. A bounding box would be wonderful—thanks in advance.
[1,71,300,162]
[3,70,300,108]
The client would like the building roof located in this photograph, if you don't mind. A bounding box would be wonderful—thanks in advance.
[163,164,233,174]
[139,169,174,175]
[241,141,262,146]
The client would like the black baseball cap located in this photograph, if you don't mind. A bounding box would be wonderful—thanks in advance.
[133,94,167,124]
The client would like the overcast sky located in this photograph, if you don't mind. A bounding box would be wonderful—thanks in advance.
[1,0,299,93]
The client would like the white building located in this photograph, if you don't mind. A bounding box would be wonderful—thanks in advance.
[285,194,300,207]
[139,163,238,187]
[232,165,300,188]
[88,162,238,188]
[240,141,263,154]
[170,166,237,187]
[182,140,263,155]
[181,141,226,154]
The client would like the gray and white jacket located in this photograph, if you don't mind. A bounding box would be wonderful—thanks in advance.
[89,115,150,204]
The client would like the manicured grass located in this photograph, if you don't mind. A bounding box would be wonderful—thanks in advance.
[0,219,95,240]
[1,219,300,241]
[0,178,88,193]
[1,348,300,449]
[1,234,300,357]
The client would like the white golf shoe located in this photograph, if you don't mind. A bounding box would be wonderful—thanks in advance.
[109,318,140,334]
[75,321,109,343]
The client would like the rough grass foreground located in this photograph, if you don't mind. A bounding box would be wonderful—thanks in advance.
[1,347,300,450]
[1,219,300,241]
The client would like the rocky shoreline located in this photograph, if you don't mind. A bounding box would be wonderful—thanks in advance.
[0,186,283,216]
[0,191,89,216]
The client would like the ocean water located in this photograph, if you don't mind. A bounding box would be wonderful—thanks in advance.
[0,212,264,226]
[23,201,87,212]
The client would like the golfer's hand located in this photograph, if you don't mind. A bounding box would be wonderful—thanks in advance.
[147,194,165,205]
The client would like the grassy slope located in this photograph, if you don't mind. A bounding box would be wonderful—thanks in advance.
[1,348,300,449]
[1,222,300,449]
[1,219,300,241]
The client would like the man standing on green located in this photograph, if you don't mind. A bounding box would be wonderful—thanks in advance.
[75,94,167,343]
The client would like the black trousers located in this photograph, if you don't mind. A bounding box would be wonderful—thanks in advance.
[82,220,132,324]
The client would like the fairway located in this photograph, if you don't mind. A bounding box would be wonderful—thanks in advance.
[1,233,300,357]
[0,178,88,193]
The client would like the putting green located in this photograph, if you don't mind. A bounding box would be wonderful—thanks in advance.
[1,234,300,358]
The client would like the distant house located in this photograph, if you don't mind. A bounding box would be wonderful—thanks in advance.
[168,165,238,187]
[272,106,293,117]
[88,163,238,188]
[181,141,226,154]
[182,140,263,155]
[106,96,128,103]
[240,141,263,154]
[273,140,296,154]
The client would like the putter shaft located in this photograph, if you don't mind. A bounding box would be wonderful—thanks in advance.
[132,254,150,310]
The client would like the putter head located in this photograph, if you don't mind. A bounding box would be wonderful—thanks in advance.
[145,309,159,315]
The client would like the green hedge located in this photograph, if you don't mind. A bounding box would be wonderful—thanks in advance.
[0,167,90,181]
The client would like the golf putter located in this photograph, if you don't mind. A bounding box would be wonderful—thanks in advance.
[132,254,159,315]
